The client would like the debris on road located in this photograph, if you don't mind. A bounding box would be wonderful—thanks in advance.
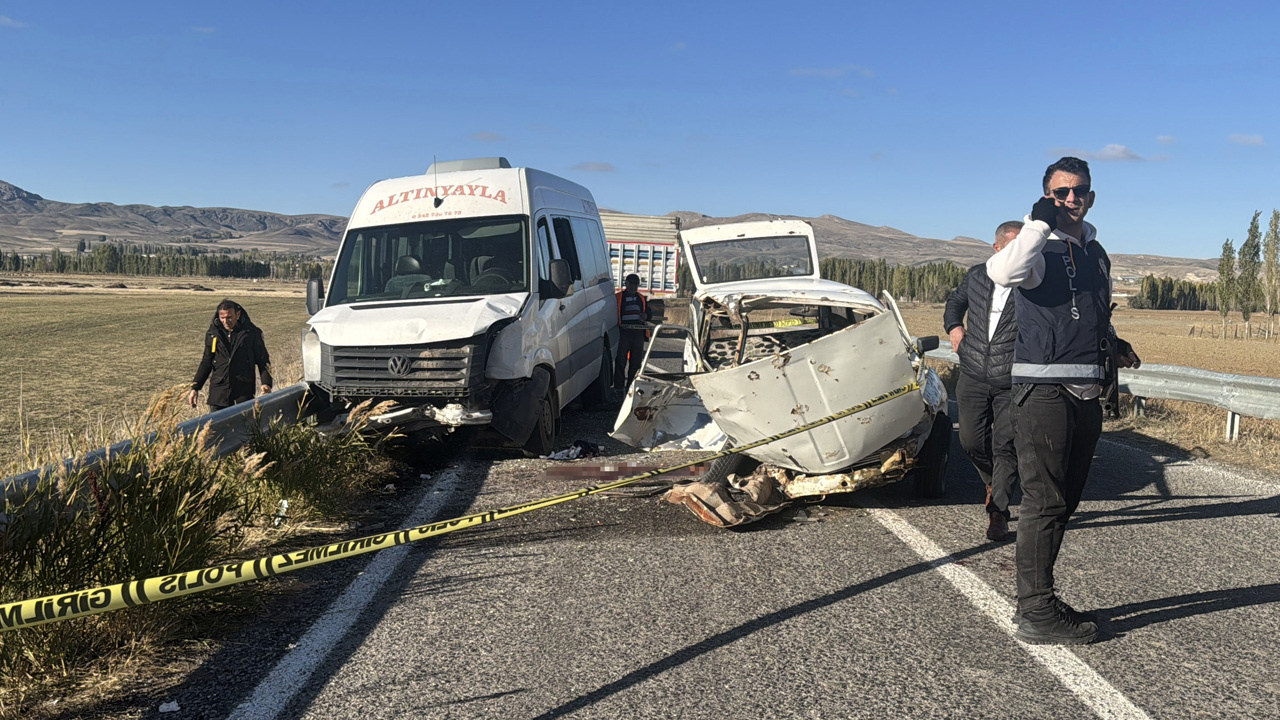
[612,219,951,526]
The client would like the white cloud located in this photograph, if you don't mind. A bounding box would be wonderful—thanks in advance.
[0,15,27,28]
[789,65,874,78]
[572,162,616,172]
[469,131,506,142]
[1228,133,1265,146]
[1052,144,1144,162]
[1157,135,1176,145]
[191,26,216,34]
[672,41,686,51]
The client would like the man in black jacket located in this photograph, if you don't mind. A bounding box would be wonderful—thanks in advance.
[944,221,1022,541]
[187,299,273,411]
[987,157,1140,645]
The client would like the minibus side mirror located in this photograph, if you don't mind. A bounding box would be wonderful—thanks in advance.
[548,259,573,299]
[306,277,325,315]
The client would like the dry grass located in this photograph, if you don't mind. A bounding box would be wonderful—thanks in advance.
[0,390,401,718]
[0,278,309,474]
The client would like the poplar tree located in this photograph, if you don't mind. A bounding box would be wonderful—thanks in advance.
[1238,211,1262,337]
[1218,239,1235,339]
[1263,209,1279,339]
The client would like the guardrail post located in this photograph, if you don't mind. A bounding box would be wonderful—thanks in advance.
[1133,396,1146,418]
[1225,411,1241,442]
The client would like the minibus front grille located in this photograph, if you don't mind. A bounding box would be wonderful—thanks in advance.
[320,339,486,397]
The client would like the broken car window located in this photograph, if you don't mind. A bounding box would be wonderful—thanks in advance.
[688,235,814,285]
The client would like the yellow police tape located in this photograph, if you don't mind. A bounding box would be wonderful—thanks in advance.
[0,381,921,632]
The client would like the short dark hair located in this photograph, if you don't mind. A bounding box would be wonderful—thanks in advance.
[1043,157,1091,193]
[217,299,242,313]
[995,220,1024,241]
[624,274,640,286]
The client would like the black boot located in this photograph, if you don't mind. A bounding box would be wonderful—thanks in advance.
[1014,608,1099,645]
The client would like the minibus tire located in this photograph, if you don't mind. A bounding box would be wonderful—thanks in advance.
[581,339,613,408]
[522,385,557,457]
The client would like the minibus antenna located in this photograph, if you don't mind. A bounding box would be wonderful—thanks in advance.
[432,155,444,208]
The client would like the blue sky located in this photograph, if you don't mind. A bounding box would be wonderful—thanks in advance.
[2,1,1277,259]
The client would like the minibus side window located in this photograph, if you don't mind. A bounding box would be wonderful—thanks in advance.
[550,216,582,283]
[536,217,555,296]
[570,216,607,286]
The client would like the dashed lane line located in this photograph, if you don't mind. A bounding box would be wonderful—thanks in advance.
[228,469,468,720]
[865,500,1153,720]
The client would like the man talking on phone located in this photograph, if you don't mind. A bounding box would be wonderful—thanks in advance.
[987,157,1140,645]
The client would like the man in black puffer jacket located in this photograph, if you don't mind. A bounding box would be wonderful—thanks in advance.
[188,299,273,411]
[943,221,1022,541]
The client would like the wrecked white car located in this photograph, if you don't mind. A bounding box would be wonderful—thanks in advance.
[611,219,949,526]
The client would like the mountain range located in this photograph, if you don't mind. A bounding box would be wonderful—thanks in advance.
[0,180,1217,282]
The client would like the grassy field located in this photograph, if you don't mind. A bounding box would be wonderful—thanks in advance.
[0,275,310,472]
[898,302,1280,471]
[5,280,1280,475]
[899,303,1280,378]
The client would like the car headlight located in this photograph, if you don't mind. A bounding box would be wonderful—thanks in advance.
[302,329,322,381]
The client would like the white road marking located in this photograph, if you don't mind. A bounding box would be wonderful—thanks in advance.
[865,501,1153,720]
[228,469,468,720]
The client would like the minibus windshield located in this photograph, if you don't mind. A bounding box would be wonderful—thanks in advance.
[328,216,529,305]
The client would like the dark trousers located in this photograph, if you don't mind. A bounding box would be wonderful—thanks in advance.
[209,395,254,412]
[956,372,1017,517]
[1012,383,1103,617]
[614,329,646,387]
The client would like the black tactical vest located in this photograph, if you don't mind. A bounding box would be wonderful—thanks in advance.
[1011,238,1111,385]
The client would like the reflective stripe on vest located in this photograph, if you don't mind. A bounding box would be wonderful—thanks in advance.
[619,293,646,324]
[1011,363,1105,381]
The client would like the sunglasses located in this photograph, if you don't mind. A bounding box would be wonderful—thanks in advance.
[1050,184,1091,200]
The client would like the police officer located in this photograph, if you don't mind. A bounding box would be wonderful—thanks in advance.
[987,157,1139,645]
[943,220,1022,541]
[187,299,274,411]
[614,273,652,388]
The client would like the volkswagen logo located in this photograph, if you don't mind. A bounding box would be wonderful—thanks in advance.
[387,355,414,377]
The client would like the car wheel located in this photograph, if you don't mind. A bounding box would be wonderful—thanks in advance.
[702,448,761,485]
[581,338,613,409]
[522,385,557,458]
[912,412,951,498]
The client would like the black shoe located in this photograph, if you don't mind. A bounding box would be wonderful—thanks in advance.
[1014,610,1099,645]
[986,512,1009,541]
[1012,594,1096,625]
[1054,596,1097,624]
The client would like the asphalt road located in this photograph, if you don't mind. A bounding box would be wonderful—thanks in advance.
[151,398,1279,720]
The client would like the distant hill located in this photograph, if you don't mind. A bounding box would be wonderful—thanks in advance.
[0,180,346,256]
[670,210,1219,284]
[0,180,1217,282]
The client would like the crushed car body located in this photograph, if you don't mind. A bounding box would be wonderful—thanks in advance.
[611,219,950,526]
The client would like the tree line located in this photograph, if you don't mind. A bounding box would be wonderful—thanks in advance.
[676,256,967,303]
[2,242,330,280]
[1212,209,1280,337]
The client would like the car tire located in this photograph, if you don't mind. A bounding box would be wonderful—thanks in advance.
[581,338,613,409]
[912,412,951,498]
[522,384,557,458]
[702,448,761,485]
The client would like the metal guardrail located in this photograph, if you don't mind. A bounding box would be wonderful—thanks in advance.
[2,383,312,505]
[924,347,1280,441]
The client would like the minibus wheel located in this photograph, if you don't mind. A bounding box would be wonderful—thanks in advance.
[522,385,557,457]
